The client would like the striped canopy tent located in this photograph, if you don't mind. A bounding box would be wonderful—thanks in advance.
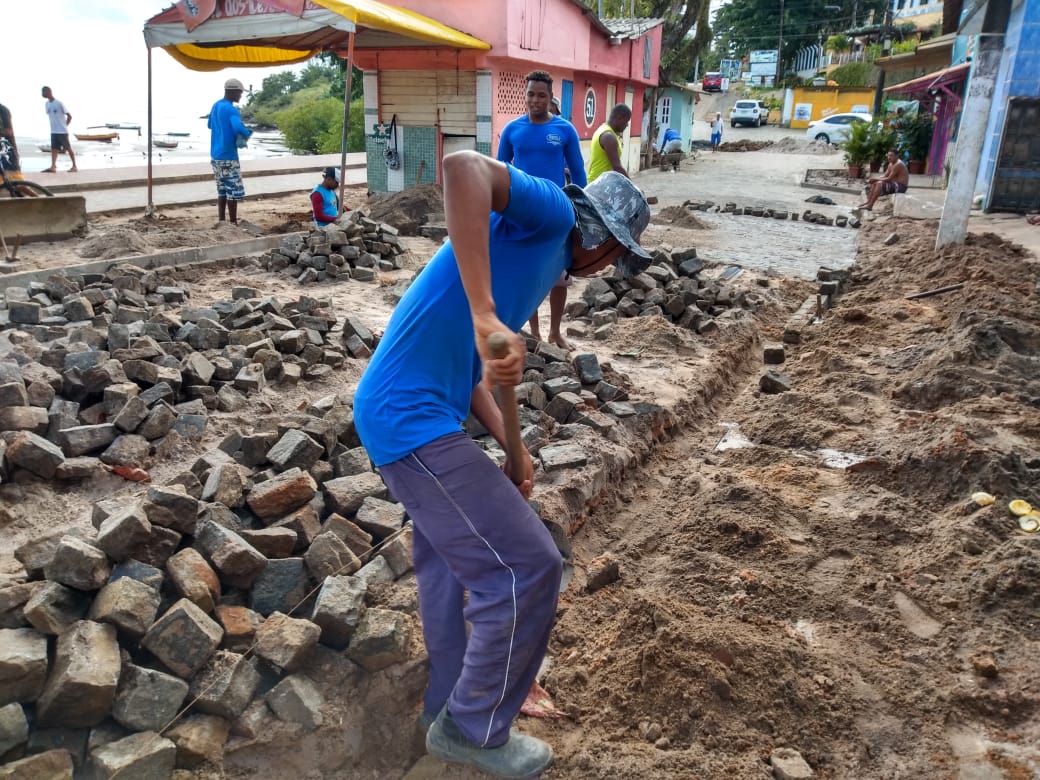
[142,0,489,211]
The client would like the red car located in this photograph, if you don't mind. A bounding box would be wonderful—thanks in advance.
[702,72,723,92]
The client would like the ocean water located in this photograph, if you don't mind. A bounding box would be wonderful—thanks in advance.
[12,116,290,173]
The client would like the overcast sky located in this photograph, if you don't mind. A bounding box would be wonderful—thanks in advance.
[4,1,296,136]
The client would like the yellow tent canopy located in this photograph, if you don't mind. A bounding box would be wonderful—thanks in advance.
[144,0,489,71]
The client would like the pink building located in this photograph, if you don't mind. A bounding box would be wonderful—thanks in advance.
[352,0,663,192]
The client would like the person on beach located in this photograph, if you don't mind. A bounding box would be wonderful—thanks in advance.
[208,78,252,226]
[497,70,587,350]
[310,166,347,226]
[41,86,77,173]
[587,104,632,183]
[709,112,723,153]
[0,103,23,179]
[859,149,909,211]
[352,150,651,778]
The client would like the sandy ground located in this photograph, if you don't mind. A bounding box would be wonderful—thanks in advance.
[3,144,1040,779]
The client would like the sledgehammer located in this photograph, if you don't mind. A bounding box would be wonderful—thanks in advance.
[489,332,575,593]
[488,332,527,485]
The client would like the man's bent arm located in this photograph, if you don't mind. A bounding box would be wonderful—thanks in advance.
[442,151,523,386]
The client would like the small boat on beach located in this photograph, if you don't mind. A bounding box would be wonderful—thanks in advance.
[105,123,141,131]
[153,139,179,149]
[165,132,191,137]
[75,132,119,142]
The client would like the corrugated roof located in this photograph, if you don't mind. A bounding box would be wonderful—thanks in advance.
[600,17,666,39]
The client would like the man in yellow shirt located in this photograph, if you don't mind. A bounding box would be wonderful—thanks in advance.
[588,104,632,183]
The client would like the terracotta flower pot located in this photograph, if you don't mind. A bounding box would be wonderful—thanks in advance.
[847,165,862,179]
[908,160,926,175]
[869,161,881,173]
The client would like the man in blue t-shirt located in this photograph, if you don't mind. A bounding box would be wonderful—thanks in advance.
[208,78,252,226]
[498,70,587,351]
[353,151,650,778]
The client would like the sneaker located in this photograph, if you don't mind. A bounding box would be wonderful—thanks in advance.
[417,710,436,733]
[426,709,553,779]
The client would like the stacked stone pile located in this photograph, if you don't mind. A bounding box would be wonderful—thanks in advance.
[0,267,352,487]
[681,199,860,228]
[561,245,751,337]
[261,213,407,284]
[0,397,417,777]
[0,362,655,776]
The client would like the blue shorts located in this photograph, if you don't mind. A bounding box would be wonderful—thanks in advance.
[211,159,245,201]
[711,132,722,146]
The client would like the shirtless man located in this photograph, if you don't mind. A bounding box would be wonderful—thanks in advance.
[859,150,909,211]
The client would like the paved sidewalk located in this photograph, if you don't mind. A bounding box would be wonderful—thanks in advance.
[31,153,367,215]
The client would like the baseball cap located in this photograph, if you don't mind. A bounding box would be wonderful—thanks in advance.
[322,166,339,181]
[564,172,652,278]
[224,78,245,91]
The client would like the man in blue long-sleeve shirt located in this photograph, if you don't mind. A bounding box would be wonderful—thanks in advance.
[208,78,252,226]
[497,71,586,350]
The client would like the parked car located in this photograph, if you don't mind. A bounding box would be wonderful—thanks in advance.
[702,72,723,92]
[730,100,770,127]
[805,112,874,144]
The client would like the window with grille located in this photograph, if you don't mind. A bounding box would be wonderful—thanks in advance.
[656,96,672,127]
[497,71,529,116]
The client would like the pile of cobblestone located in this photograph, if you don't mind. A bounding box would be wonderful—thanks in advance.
[561,245,750,337]
[0,346,654,777]
[260,214,407,284]
[0,267,350,487]
[682,199,861,228]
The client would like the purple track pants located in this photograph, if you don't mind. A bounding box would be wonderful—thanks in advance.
[379,431,562,748]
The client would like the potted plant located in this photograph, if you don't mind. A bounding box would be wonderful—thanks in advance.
[866,123,898,172]
[841,120,870,178]
[899,113,934,174]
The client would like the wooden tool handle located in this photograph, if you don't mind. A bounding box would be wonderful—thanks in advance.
[488,332,527,484]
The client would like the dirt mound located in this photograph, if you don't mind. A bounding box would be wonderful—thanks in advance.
[770,137,838,155]
[652,205,710,230]
[366,183,444,235]
[76,228,153,259]
[719,140,772,153]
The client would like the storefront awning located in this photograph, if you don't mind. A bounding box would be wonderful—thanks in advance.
[144,0,489,72]
[884,62,970,94]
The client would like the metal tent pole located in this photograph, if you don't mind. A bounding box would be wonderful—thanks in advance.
[338,32,355,211]
[147,47,154,216]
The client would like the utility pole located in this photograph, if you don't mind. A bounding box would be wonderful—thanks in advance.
[936,0,1012,248]
[776,0,785,86]
[872,0,893,117]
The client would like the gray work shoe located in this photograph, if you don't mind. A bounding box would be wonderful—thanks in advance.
[426,709,553,779]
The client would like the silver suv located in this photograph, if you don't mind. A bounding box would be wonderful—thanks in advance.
[730,100,770,127]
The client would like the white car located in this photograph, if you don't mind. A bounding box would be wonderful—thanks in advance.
[805,112,873,144]
[730,100,770,127]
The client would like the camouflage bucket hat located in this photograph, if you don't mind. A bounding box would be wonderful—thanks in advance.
[564,172,652,278]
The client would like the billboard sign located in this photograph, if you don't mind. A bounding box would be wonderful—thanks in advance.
[749,50,779,64]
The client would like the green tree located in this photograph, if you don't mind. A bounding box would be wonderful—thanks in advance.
[276,96,364,155]
[713,0,886,69]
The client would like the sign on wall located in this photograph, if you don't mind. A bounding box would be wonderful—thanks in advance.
[584,88,597,128]
[794,103,812,122]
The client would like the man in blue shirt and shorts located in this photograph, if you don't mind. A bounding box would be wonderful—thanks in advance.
[498,70,587,351]
[208,78,252,226]
[353,151,651,777]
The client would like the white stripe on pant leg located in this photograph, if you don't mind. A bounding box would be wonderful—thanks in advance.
[410,453,518,747]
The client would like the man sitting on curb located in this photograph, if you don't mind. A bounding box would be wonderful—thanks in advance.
[311,166,347,226]
[859,150,909,211]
